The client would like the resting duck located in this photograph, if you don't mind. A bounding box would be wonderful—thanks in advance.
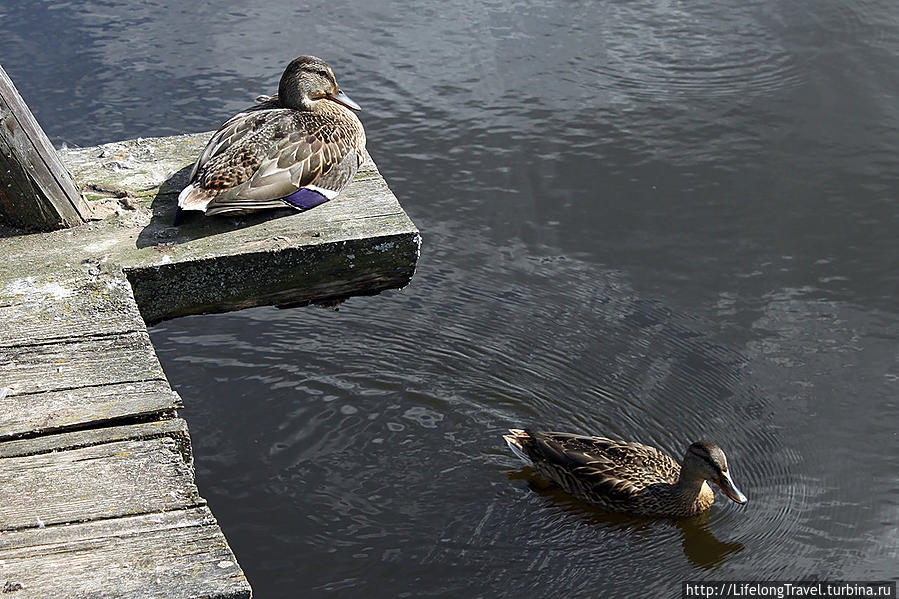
[176,55,365,222]
[503,429,748,518]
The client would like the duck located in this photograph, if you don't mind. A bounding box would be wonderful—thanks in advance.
[176,55,365,223]
[503,429,747,518]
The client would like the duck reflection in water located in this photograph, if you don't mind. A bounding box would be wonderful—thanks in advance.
[507,469,745,570]
[503,429,747,569]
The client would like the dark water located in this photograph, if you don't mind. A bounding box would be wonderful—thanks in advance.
[2,0,897,596]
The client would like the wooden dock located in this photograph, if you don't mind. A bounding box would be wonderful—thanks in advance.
[0,132,420,597]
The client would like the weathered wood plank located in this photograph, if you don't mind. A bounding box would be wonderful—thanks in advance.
[0,272,145,347]
[0,133,420,324]
[0,438,201,531]
[0,380,179,441]
[0,416,189,461]
[57,133,420,323]
[0,64,91,230]
[0,507,251,598]
[130,230,420,323]
[0,331,166,396]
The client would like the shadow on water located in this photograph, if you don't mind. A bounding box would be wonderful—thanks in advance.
[677,517,746,570]
[507,468,745,571]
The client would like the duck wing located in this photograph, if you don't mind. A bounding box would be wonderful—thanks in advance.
[523,431,681,501]
[187,96,286,181]
[179,107,364,215]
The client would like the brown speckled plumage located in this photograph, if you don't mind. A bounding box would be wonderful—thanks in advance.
[178,56,365,218]
[503,429,747,518]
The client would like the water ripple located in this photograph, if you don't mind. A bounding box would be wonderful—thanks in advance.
[153,237,818,593]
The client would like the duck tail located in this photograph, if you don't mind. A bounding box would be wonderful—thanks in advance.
[174,184,217,225]
[177,183,215,212]
[503,429,533,465]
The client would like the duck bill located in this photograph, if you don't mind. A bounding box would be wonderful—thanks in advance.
[714,471,748,504]
[328,90,361,111]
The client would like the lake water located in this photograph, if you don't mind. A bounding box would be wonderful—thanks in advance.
[2,0,897,596]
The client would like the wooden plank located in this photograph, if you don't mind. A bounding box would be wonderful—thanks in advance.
[0,417,190,461]
[0,272,145,348]
[0,132,420,324]
[0,380,180,441]
[130,229,420,323]
[51,133,421,323]
[0,64,91,230]
[0,507,251,598]
[0,438,201,531]
[0,331,166,396]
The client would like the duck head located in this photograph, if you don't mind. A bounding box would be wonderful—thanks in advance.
[278,55,361,112]
[681,440,748,505]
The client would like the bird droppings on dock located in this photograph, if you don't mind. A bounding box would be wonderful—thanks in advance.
[4,278,73,302]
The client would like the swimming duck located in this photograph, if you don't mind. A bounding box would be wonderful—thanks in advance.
[176,56,365,222]
[503,429,747,518]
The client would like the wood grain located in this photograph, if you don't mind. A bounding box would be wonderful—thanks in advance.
[0,438,202,531]
[0,414,189,460]
[0,64,91,230]
[0,273,145,348]
[0,507,250,598]
[0,331,166,396]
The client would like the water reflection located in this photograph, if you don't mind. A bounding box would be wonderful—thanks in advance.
[677,516,745,571]
[508,463,746,571]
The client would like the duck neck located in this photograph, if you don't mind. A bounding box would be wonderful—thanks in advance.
[675,473,706,496]
[277,77,318,112]
[674,473,714,515]
[280,90,315,111]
